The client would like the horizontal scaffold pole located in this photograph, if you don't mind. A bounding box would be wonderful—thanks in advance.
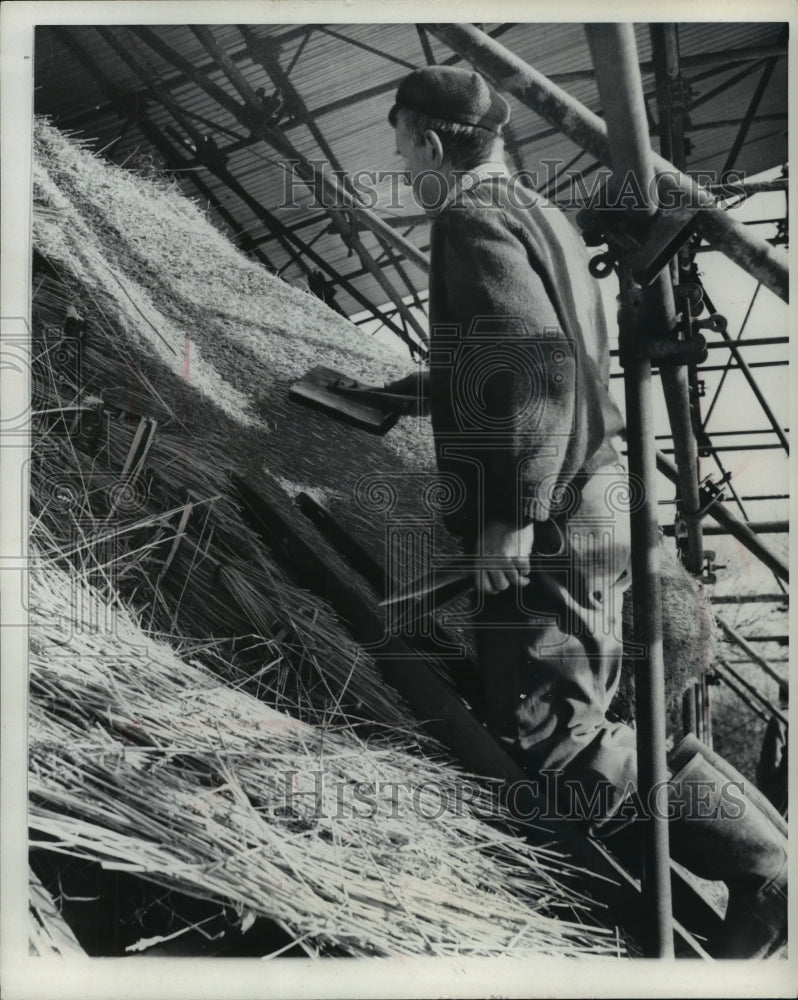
[427,23,788,304]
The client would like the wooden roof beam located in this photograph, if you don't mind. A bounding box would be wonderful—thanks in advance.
[95,26,205,148]
[136,27,419,340]
[723,37,784,174]
[252,211,430,246]
[140,25,430,274]
[50,24,516,136]
[315,26,418,70]
[416,25,436,66]
[116,26,335,279]
[48,23,787,143]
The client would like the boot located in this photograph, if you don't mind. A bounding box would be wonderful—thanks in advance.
[667,734,788,958]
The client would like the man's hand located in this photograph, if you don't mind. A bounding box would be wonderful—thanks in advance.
[475,520,535,595]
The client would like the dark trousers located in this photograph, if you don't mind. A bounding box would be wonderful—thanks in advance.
[471,463,637,829]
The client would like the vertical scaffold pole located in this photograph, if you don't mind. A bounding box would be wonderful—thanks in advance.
[585,23,675,959]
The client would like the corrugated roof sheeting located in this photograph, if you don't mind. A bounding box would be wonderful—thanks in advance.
[34,21,787,318]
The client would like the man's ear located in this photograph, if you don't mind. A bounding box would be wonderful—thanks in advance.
[423,129,445,166]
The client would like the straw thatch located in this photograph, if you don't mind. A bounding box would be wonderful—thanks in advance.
[30,263,423,729]
[32,118,446,731]
[29,118,635,957]
[28,551,620,958]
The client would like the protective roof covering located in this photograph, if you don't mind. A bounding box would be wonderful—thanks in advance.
[34,22,788,321]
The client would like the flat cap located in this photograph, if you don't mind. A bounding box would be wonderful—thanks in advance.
[388,66,510,134]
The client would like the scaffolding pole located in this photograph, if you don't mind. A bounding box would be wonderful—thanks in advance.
[716,617,788,688]
[715,660,788,726]
[656,452,789,583]
[586,23,674,959]
[650,25,704,575]
[426,23,789,304]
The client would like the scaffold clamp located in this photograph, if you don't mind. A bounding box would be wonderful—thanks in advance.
[689,471,733,520]
[577,196,701,286]
[617,283,708,367]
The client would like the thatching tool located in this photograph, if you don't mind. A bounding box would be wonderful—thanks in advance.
[288,365,415,434]
[380,566,473,633]
[379,565,473,609]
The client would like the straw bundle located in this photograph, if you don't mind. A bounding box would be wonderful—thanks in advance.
[28,554,621,958]
[615,550,721,723]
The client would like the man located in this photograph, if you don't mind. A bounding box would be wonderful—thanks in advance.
[385,65,786,957]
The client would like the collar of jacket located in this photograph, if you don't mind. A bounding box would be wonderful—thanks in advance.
[437,161,510,213]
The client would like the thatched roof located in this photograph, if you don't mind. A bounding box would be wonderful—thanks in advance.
[33,117,439,729]
[29,871,86,958]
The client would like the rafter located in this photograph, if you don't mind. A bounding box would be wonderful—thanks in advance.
[185,24,428,350]
[516,111,786,149]
[147,32,791,106]
[723,55,782,173]
[95,26,204,147]
[96,26,311,275]
[239,25,425,312]
[316,26,418,70]
[53,24,517,136]
[252,211,430,246]
[91,24,429,345]
[688,59,770,114]
[284,27,313,77]
[137,25,428,271]
[416,25,437,66]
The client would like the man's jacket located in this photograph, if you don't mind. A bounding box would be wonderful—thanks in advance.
[425,173,624,538]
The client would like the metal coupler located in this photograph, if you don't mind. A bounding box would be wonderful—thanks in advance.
[617,285,708,368]
[577,193,702,287]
